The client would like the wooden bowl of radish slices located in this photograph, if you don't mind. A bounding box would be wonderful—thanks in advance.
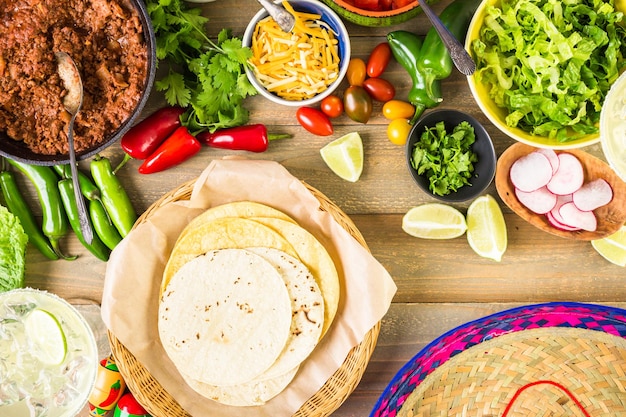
[495,142,626,240]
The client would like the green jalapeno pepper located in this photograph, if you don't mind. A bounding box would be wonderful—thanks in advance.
[54,165,102,202]
[418,0,482,96]
[7,159,75,260]
[89,199,122,251]
[90,155,137,238]
[58,178,110,261]
[0,167,59,260]
[387,30,442,124]
[54,164,122,251]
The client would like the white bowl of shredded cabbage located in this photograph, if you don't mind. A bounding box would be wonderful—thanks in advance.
[243,0,350,107]
[466,0,626,149]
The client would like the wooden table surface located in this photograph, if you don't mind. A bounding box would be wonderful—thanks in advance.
[17,0,626,415]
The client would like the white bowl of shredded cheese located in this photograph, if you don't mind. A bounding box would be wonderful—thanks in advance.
[243,0,350,107]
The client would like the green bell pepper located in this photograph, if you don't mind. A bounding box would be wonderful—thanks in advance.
[387,30,442,124]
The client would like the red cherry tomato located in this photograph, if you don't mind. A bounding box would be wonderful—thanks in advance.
[362,77,396,102]
[367,42,392,78]
[296,107,334,136]
[320,95,344,118]
[354,0,381,11]
[346,58,367,86]
[393,0,416,8]
[343,85,373,124]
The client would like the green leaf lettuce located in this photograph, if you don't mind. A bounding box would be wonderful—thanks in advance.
[0,204,28,293]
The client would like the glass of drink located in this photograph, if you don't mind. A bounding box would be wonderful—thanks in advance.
[0,288,98,417]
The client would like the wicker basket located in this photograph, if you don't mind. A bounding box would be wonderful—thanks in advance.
[108,179,381,417]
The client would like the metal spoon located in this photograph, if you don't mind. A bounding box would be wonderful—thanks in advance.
[55,51,93,244]
[255,0,296,32]
[418,0,476,76]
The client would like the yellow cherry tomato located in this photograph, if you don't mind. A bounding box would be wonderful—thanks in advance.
[382,100,416,120]
[346,58,367,86]
[387,118,412,146]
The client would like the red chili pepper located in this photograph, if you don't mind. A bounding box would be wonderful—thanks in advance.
[98,380,122,408]
[138,126,201,174]
[121,106,185,159]
[196,124,291,152]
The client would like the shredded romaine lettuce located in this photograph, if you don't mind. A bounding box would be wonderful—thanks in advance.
[471,0,626,141]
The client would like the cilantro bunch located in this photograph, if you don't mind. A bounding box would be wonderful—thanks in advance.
[147,0,257,133]
[410,121,478,196]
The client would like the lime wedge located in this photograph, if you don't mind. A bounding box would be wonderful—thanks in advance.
[466,194,507,262]
[24,309,67,365]
[591,225,626,267]
[320,132,363,182]
[402,203,467,239]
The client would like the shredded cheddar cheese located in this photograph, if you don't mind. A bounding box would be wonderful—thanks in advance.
[250,2,340,100]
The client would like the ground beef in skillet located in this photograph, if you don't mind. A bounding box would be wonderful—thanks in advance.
[0,0,148,155]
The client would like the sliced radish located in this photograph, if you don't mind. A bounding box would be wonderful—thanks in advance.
[558,202,598,231]
[546,211,581,231]
[549,194,573,226]
[515,186,558,214]
[536,148,560,175]
[572,178,613,211]
[510,152,554,192]
[546,153,584,195]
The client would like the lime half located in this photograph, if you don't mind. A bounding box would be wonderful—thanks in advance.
[24,308,67,365]
[320,132,364,182]
[402,204,468,239]
[466,195,508,262]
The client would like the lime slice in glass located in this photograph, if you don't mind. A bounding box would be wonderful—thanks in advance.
[320,132,364,182]
[24,308,67,365]
[402,203,467,239]
[466,194,508,262]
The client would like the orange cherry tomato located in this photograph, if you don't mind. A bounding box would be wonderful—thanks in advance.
[382,100,416,120]
[362,77,395,102]
[387,118,412,145]
[320,95,344,118]
[346,58,367,86]
[367,42,392,78]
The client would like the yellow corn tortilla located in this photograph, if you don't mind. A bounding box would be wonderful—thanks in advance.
[161,217,298,296]
[175,201,296,245]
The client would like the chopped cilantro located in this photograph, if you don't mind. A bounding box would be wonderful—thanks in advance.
[146,0,257,133]
[410,121,478,196]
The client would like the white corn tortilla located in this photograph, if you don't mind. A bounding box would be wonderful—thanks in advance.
[246,247,324,379]
[158,248,292,387]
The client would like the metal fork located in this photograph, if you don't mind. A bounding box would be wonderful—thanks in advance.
[419,0,476,76]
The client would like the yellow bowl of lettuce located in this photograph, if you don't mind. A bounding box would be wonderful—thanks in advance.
[466,0,626,149]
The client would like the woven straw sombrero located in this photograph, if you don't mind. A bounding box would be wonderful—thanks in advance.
[371,303,626,417]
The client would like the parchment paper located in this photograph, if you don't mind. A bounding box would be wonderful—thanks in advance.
[101,159,397,416]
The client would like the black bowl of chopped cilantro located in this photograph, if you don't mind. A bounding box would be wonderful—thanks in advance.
[406,109,496,203]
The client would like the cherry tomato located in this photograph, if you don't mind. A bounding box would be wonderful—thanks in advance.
[367,42,392,78]
[320,95,344,118]
[393,0,416,8]
[382,100,415,120]
[362,77,396,102]
[387,118,412,146]
[354,0,381,10]
[296,107,334,136]
[343,85,373,124]
[346,58,367,86]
